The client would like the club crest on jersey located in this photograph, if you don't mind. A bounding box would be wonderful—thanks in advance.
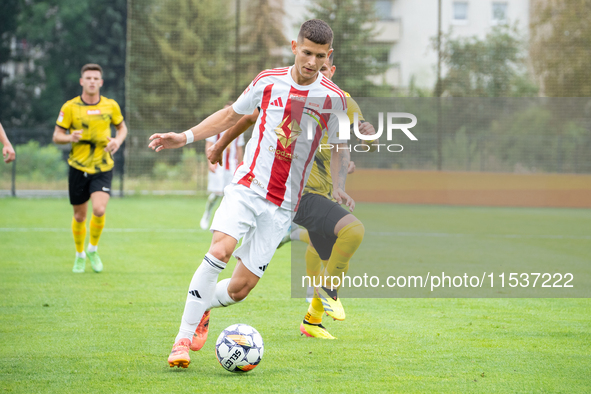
[87,109,101,115]
[274,117,302,149]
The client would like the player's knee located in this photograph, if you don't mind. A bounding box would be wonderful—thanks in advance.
[74,213,86,223]
[339,220,365,247]
[208,244,233,263]
[93,207,106,217]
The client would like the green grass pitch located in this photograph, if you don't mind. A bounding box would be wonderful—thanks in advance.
[1,196,590,393]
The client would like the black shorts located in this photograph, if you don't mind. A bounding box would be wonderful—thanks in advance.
[68,166,113,205]
[293,193,350,260]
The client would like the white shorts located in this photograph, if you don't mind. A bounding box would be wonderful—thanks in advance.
[207,166,233,194]
[210,183,291,278]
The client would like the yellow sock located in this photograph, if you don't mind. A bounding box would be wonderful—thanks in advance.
[305,245,322,278]
[305,296,325,324]
[72,217,86,253]
[303,245,324,324]
[89,214,105,247]
[325,220,365,283]
[299,229,310,244]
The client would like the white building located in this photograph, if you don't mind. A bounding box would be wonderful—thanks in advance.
[282,0,530,90]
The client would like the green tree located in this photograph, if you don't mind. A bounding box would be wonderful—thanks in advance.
[530,0,591,97]
[306,0,391,96]
[126,0,234,178]
[128,0,233,133]
[436,24,537,97]
[2,0,127,128]
[239,0,288,86]
[0,0,26,126]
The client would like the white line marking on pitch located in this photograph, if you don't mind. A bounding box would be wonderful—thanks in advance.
[0,228,589,240]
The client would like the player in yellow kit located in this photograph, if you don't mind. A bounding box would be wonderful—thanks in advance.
[292,55,375,339]
[207,52,377,339]
[53,63,128,273]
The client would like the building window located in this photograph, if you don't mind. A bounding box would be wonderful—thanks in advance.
[452,1,469,23]
[374,0,393,21]
[492,2,508,24]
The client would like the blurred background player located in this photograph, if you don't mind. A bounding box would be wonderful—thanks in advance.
[200,102,244,230]
[53,63,128,273]
[0,122,16,163]
[207,52,377,339]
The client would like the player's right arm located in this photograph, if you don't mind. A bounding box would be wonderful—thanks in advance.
[207,110,258,165]
[53,102,82,145]
[52,126,82,144]
[149,106,243,152]
[150,73,263,153]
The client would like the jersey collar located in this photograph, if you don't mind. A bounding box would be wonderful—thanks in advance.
[288,66,323,90]
[80,95,102,106]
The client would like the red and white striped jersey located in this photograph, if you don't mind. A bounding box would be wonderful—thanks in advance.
[231,66,347,211]
[206,131,245,173]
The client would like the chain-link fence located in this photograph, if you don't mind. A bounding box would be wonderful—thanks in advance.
[1,0,590,196]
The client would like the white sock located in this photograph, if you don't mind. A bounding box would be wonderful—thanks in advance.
[175,253,226,342]
[76,251,86,258]
[290,227,302,241]
[87,244,97,253]
[208,278,242,310]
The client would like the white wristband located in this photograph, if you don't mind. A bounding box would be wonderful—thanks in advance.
[183,130,194,145]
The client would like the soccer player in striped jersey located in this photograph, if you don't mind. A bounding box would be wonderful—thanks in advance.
[149,19,353,368]
[209,52,377,339]
[200,102,245,230]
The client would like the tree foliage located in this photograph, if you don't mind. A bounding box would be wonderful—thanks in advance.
[239,0,288,87]
[306,0,391,96]
[436,24,537,97]
[127,0,233,133]
[530,0,591,97]
[0,0,24,126]
[7,0,127,127]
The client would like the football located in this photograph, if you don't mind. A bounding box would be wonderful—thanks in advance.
[215,324,264,373]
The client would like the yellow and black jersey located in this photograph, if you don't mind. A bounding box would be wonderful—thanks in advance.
[56,96,124,174]
[303,92,364,200]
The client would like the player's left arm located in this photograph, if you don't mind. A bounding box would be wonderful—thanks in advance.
[328,96,355,211]
[347,96,378,152]
[207,110,257,165]
[105,121,128,155]
[105,101,127,154]
[330,146,355,212]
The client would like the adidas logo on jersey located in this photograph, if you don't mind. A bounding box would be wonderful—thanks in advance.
[189,290,201,298]
[270,97,284,107]
[258,264,269,272]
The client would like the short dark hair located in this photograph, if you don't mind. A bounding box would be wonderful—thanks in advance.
[81,63,103,77]
[298,19,333,46]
